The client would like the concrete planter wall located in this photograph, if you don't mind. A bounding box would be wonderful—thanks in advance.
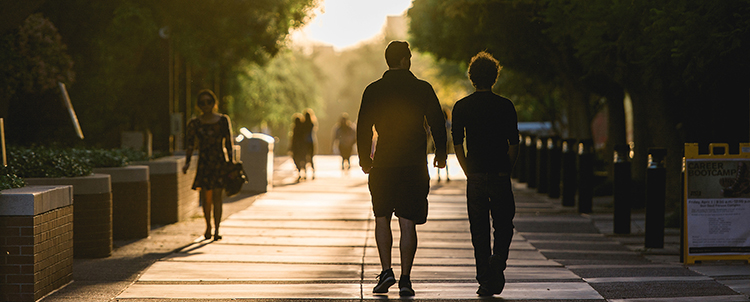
[93,166,150,240]
[132,156,198,225]
[0,185,74,302]
[25,174,112,258]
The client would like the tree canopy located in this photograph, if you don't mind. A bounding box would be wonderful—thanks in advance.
[408,0,750,209]
[24,0,318,148]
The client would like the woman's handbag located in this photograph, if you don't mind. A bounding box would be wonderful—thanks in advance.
[224,161,248,197]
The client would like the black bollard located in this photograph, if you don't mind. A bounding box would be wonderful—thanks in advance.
[613,144,632,234]
[536,137,549,194]
[578,139,594,213]
[516,133,526,181]
[526,135,537,188]
[645,148,667,248]
[561,139,578,207]
[548,136,562,199]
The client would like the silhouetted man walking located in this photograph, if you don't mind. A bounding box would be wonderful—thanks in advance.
[357,40,447,297]
[452,51,519,297]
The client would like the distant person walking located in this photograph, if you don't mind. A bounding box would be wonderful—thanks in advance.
[301,108,317,179]
[357,40,447,297]
[332,113,357,170]
[183,89,234,241]
[290,113,308,181]
[451,51,519,297]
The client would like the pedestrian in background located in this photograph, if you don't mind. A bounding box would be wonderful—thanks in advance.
[357,40,447,297]
[301,108,317,179]
[290,113,308,181]
[183,89,234,241]
[451,51,519,297]
[332,112,357,170]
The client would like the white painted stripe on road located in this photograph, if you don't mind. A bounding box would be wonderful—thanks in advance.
[538,249,638,255]
[583,276,713,283]
[607,295,750,302]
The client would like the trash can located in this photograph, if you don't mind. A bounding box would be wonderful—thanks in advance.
[239,133,275,193]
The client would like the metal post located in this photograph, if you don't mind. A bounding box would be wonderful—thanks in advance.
[526,135,537,188]
[0,118,5,167]
[645,148,667,248]
[561,138,578,207]
[578,139,594,213]
[537,136,549,194]
[548,136,562,198]
[613,144,632,234]
[680,158,685,262]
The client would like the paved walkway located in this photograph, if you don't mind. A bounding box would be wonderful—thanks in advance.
[46,155,750,301]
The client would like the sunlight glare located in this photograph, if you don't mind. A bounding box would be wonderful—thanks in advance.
[292,0,413,51]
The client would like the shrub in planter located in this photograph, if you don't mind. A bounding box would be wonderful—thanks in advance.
[6,145,92,178]
[9,146,112,258]
[0,166,25,190]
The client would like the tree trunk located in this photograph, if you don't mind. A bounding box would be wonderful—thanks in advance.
[628,88,684,212]
[562,78,592,139]
[605,88,627,183]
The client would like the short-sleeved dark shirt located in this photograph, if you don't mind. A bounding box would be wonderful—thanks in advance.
[186,115,231,189]
[452,91,519,174]
[357,69,447,168]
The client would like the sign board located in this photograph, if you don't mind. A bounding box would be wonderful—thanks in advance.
[683,143,750,264]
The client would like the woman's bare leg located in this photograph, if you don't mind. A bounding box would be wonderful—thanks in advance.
[213,189,223,239]
[201,189,213,239]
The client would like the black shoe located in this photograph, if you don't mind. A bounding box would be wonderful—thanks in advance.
[399,275,415,297]
[477,285,502,297]
[477,272,505,297]
[373,268,395,293]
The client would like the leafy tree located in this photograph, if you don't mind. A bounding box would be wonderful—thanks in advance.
[38,0,318,149]
[408,0,599,140]
[0,13,76,144]
[543,0,750,207]
[409,0,750,210]
[231,50,321,152]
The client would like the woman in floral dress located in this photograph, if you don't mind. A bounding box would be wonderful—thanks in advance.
[182,89,233,240]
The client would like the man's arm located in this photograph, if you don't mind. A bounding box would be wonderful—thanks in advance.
[425,87,447,168]
[508,142,519,171]
[356,89,375,173]
[454,143,468,175]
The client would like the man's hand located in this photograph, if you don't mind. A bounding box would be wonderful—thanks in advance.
[433,157,446,169]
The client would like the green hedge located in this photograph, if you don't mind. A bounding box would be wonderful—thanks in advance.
[0,166,25,191]
[1,146,160,189]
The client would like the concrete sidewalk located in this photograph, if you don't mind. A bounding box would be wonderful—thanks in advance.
[42,155,750,301]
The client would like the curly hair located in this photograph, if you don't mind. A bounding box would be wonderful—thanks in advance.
[468,51,502,90]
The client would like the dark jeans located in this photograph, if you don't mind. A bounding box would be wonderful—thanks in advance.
[467,173,515,286]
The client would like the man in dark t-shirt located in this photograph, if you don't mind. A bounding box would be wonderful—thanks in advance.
[357,41,447,297]
[452,51,519,297]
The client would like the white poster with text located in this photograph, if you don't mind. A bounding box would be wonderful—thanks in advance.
[686,159,750,255]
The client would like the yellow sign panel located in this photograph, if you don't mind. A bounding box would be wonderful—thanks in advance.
[683,143,750,264]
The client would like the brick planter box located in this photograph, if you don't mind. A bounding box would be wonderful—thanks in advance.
[0,185,74,302]
[25,174,112,258]
[132,156,198,225]
[93,166,150,240]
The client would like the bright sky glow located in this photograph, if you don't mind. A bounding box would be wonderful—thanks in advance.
[291,0,413,51]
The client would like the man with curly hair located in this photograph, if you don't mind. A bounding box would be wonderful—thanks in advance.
[451,51,519,297]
